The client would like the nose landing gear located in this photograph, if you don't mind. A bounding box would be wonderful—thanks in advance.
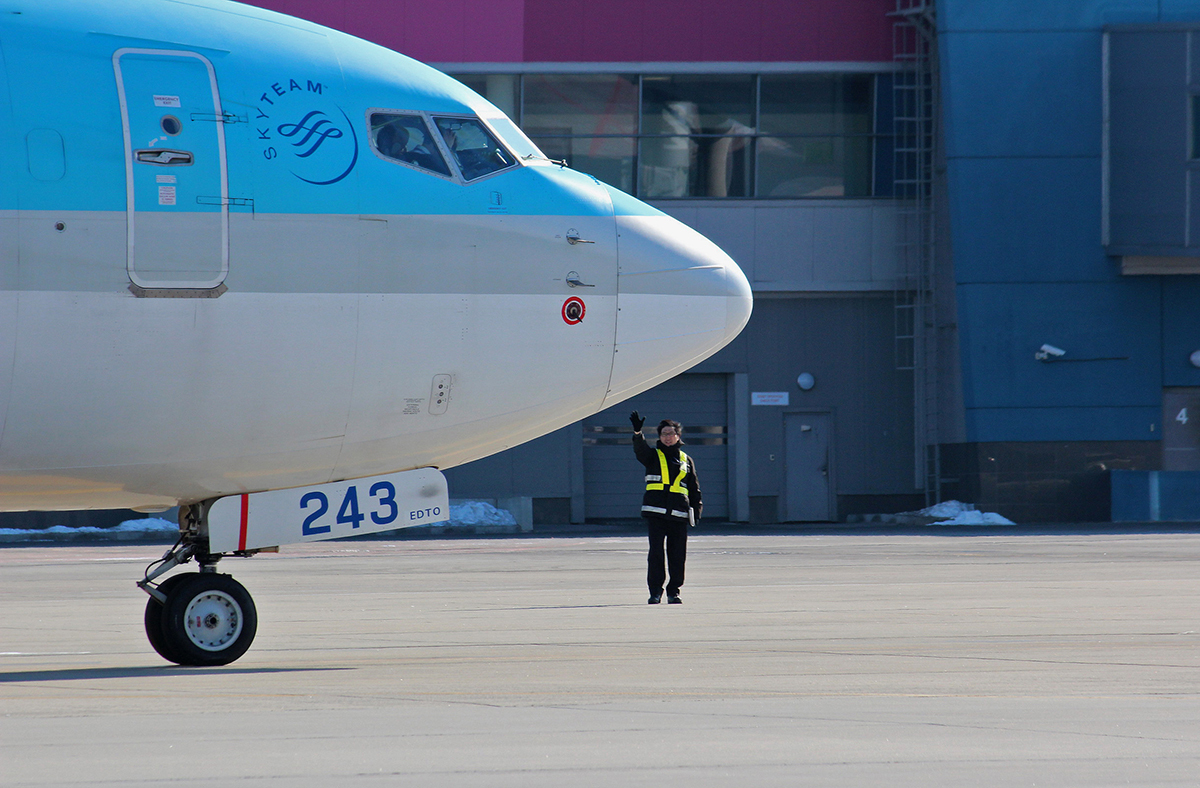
[143,571,257,665]
[138,502,259,666]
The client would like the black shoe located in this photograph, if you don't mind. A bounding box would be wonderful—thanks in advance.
[667,594,682,604]
[648,594,661,604]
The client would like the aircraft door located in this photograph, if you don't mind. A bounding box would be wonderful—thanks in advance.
[115,49,228,291]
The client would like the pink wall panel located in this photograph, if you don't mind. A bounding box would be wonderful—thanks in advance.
[700,1,764,62]
[524,0,892,62]
[395,0,471,61]
[577,0,646,62]
[462,1,526,63]
[517,0,584,62]
[248,0,892,64]
[251,0,525,62]
[337,0,408,54]
[639,0,710,62]
[257,0,345,32]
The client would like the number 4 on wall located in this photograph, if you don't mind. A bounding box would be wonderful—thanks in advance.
[1177,408,1189,425]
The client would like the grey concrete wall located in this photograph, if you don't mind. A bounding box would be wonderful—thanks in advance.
[727,296,916,501]
[654,200,906,292]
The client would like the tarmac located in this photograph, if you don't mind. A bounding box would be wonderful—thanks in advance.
[2,526,1198,786]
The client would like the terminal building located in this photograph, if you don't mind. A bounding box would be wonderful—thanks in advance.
[211,1,1200,523]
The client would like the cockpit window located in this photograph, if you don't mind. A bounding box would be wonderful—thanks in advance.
[370,113,451,177]
[485,116,546,161]
[432,116,516,181]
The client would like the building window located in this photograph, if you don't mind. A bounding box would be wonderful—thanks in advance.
[523,74,638,193]
[640,75,754,197]
[758,74,874,197]
[450,71,889,199]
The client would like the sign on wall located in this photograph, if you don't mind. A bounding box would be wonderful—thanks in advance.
[751,392,789,406]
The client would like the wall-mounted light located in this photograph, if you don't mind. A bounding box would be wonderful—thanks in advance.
[1191,350,1200,369]
[796,372,815,391]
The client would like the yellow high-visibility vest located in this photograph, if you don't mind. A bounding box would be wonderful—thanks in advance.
[646,449,690,496]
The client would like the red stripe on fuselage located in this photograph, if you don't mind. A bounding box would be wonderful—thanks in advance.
[238,494,249,551]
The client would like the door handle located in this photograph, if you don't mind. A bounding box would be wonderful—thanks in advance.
[136,149,193,165]
[565,228,594,245]
[565,271,595,288]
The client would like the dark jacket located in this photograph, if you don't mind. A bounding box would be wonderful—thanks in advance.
[633,431,702,524]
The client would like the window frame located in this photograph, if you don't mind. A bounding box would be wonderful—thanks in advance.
[431,112,522,183]
[367,109,457,181]
[367,108,523,185]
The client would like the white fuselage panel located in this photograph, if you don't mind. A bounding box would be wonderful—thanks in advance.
[0,287,616,510]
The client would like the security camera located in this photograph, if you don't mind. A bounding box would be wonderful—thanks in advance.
[1035,344,1066,360]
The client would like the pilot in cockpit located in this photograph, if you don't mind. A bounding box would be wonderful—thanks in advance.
[375,118,449,176]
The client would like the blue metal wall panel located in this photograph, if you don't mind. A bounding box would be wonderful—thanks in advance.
[1106,29,1189,252]
[956,281,1161,409]
[1158,469,1200,517]
[940,1,1159,33]
[941,31,1102,159]
[1162,278,1200,386]
[1110,469,1153,519]
[1161,0,1200,22]
[947,157,1107,284]
[1112,469,1200,520]
[939,0,1200,448]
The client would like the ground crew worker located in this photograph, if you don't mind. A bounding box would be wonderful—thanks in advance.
[630,410,702,604]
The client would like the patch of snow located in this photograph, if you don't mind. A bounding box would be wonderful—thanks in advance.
[436,501,517,527]
[915,500,1014,526]
[117,517,178,532]
[935,510,1014,525]
[0,517,178,537]
[917,500,975,519]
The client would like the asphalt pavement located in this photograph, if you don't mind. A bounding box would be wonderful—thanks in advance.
[2,530,1198,786]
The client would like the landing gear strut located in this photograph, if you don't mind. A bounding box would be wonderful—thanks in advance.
[138,502,258,666]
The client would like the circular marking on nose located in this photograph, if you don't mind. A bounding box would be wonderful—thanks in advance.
[562,297,586,325]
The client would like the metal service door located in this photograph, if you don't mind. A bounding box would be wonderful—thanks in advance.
[784,412,833,522]
[115,49,228,290]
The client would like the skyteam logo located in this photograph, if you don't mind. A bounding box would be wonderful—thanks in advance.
[257,78,358,186]
[279,111,344,158]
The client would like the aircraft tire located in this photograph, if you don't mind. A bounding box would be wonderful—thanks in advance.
[144,573,191,664]
[160,573,258,666]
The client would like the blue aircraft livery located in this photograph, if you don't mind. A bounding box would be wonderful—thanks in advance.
[0,0,752,665]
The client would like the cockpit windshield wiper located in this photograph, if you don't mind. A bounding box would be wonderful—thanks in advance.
[523,153,568,168]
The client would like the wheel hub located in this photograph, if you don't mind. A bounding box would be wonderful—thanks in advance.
[184,591,243,651]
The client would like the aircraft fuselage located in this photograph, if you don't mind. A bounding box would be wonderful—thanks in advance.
[0,0,751,512]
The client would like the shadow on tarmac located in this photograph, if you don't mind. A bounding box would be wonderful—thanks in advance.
[0,665,351,683]
[416,520,1200,539]
[1,520,1198,548]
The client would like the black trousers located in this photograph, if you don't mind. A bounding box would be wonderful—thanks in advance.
[646,515,688,595]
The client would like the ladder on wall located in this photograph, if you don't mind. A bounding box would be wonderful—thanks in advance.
[891,0,942,505]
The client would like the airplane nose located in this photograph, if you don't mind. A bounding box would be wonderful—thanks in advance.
[604,192,753,405]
